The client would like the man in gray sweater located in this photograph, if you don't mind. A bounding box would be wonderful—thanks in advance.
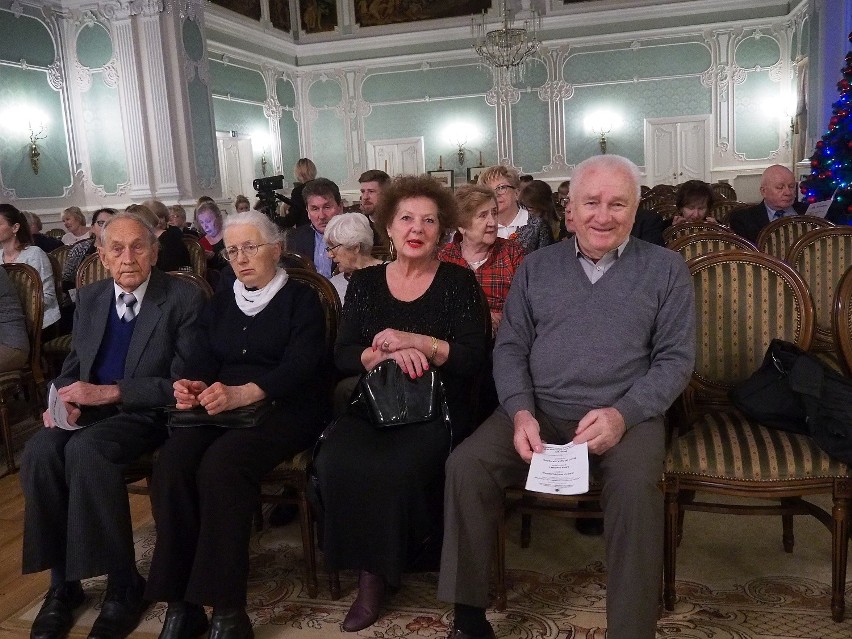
[439,155,696,639]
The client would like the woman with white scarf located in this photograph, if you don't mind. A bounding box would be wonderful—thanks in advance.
[145,210,328,639]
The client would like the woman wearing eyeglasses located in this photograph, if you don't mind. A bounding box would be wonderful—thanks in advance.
[477,165,552,254]
[145,210,327,639]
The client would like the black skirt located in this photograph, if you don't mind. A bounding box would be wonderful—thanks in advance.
[313,412,451,587]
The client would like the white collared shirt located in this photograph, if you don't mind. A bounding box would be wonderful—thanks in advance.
[113,275,151,319]
[765,204,796,221]
[497,206,530,239]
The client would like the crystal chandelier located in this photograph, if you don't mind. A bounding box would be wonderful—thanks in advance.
[471,0,541,82]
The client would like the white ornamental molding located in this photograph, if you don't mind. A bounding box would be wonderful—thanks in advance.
[732,65,747,84]
[537,79,573,102]
[263,97,283,120]
[74,60,93,91]
[92,179,132,198]
[10,0,25,18]
[61,171,86,199]
[103,59,119,87]
[47,62,64,90]
[767,60,784,82]
[485,80,520,107]
[542,155,571,174]
[198,175,220,190]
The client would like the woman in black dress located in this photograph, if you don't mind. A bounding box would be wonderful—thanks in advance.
[145,210,327,639]
[314,174,488,632]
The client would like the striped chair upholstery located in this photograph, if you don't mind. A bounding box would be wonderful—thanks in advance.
[787,227,852,352]
[709,200,748,225]
[756,215,835,260]
[181,236,207,278]
[833,265,852,375]
[710,182,737,201]
[0,265,44,475]
[663,251,851,622]
[667,232,756,261]
[76,252,111,289]
[663,221,731,245]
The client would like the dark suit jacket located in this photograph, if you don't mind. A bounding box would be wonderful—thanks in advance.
[55,268,204,412]
[630,208,667,246]
[284,223,317,265]
[729,200,808,245]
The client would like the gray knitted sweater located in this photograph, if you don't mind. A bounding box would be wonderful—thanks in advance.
[494,237,695,428]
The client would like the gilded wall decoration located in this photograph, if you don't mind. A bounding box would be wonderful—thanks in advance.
[355,0,490,28]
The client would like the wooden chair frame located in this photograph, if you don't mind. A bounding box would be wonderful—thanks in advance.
[663,251,850,622]
[833,265,852,376]
[0,264,44,475]
[181,236,207,279]
[667,232,757,261]
[663,221,735,245]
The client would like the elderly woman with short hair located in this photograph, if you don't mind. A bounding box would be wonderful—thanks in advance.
[61,208,116,295]
[60,206,90,246]
[477,166,552,254]
[145,209,328,639]
[324,212,384,303]
[313,174,488,632]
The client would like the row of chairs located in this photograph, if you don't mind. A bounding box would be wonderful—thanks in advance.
[497,251,852,621]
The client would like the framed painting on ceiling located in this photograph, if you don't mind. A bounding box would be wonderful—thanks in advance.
[209,0,261,20]
[300,0,338,34]
[355,0,491,28]
[270,1,291,33]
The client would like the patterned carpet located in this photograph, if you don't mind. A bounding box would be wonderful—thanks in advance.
[3,502,850,639]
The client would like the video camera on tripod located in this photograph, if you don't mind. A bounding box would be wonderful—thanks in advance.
[253,175,292,225]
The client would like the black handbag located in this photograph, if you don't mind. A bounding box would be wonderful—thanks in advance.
[356,359,448,429]
[166,399,277,430]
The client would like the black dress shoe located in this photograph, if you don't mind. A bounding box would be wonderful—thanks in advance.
[207,608,253,639]
[31,582,85,639]
[447,626,497,639]
[158,602,208,639]
[87,574,149,639]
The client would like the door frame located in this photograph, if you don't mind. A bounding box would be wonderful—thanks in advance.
[365,137,425,175]
[643,114,712,184]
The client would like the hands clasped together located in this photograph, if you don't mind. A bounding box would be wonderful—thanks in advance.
[173,380,261,415]
[370,328,432,379]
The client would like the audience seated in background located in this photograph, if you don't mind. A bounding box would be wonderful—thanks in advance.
[168,204,200,237]
[195,201,227,272]
[476,166,552,254]
[437,155,696,639]
[61,208,116,297]
[729,164,808,244]
[439,184,524,334]
[284,177,342,278]
[279,158,316,229]
[557,180,572,239]
[0,204,60,331]
[20,212,203,639]
[672,180,717,226]
[24,211,62,253]
[60,207,90,246]
[234,195,251,214]
[324,212,384,303]
[0,265,28,374]
[630,208,667,246]
[313,174,488,633]
[358,169,390,245]
[519,180,561,242]
[145,209,327,639]
[134,201,192,273]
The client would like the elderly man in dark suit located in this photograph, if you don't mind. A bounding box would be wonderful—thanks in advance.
[729,164,807,244]
[20,212,203,639]
[284,177,342,277]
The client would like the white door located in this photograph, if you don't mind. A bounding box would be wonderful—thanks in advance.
[366,137,425,176]
[216,133,255,205]
[644,116,710,185]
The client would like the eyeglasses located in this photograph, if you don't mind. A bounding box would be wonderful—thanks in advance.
[325,243,342,255]
[95,220,108,227]
[558,197,570,206]
[493,184,516,195]
[220,242,274,261]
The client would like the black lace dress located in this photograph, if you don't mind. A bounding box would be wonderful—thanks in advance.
[314,261,487,586]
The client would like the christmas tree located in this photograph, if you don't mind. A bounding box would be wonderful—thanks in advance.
[800,31,852,221]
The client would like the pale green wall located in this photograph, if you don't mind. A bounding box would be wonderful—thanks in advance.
[0,10,71,198]
[184,17,218,188]
[276,78,300,179]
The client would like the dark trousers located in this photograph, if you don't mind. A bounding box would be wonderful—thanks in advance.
[20,414,167,581]
[437,407,665,639]
[145,415,318,608]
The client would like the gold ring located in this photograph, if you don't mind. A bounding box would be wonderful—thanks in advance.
[382,341,390,350]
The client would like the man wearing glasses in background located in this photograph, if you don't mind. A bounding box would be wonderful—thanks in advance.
[284,177,343,277]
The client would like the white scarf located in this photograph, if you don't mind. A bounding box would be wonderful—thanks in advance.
[233,267,289,316]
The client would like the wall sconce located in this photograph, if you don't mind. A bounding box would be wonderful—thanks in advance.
[584,111,621,155]
[444,122,479,166]
[252,131,271,177]
[29,124,46,175]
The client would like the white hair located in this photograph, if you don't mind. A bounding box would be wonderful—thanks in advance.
[223,210,283,244]
[324,212,374,255]
[569,155,642,202]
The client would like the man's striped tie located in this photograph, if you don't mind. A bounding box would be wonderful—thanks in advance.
[120,292,137,322]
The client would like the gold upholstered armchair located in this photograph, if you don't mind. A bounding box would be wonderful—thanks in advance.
[663,251,851,622]
[663,221,732,245]
[787,226,852,353]
[756,215,835,261]
[667,232,756,262]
